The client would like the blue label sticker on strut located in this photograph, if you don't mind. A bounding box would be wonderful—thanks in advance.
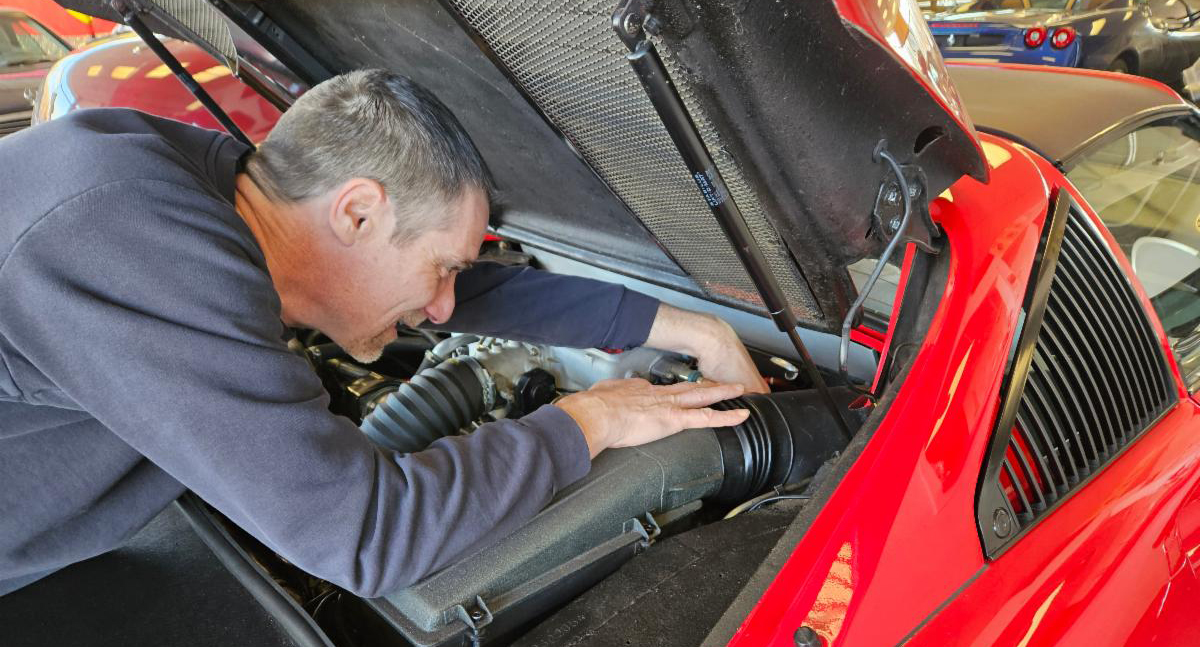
[692,167,728,208]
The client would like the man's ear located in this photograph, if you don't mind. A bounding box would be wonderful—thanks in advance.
[328,178,389,246]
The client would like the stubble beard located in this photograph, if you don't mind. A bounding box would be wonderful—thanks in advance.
[342,310,426,364]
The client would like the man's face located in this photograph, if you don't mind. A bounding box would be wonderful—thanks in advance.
[324,187,489,363]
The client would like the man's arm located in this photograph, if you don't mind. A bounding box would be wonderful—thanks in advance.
[644,302,769,393]
[430,261,660,350]
[0,183,747,596]
[0,185,598,596]
[435,262,768,392]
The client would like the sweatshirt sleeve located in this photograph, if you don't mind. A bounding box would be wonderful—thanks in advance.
[430,261,660,350]
[0,180,590,597]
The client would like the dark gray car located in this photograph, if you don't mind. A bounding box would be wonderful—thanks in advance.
[0,10,69,137]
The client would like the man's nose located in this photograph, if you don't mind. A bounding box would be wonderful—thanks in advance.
[423,276,457,325]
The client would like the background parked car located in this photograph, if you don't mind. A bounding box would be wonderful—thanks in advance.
[0,8,67,137]
[2,0,113,46]
[928,0,1200,86]
[31,31,281,141]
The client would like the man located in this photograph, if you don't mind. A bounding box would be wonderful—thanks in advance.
[0,69,766,597]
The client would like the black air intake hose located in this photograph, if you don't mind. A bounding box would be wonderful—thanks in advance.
[360,357,494,454]
[710,387,859,503]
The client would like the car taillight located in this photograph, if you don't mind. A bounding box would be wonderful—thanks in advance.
[1024,26,1047,48]
[1050,26,1076,49]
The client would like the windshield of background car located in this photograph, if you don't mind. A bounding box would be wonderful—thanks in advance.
[951,0,1061,12]
[0,15,68,68]
[1149,0,1191,19]
[949,0,1121,11]
[1066,115,1200,391]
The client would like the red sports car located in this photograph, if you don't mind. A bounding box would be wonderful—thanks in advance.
[31,31,284,140]
[7,0,1200,646]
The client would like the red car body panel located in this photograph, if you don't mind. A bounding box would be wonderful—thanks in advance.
[38,34,280,141]
[903,160,1200,647]
[730,134,1051,646]
[731,133,1197,645]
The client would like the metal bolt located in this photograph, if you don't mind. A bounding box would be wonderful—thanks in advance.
[643,14,663,35]
[888,217,902,233]
[884,185,900,205]
[623,13,643,35]
[993,508,1013,538]
[908,183,921,198]
[794,626,822,647]
[470,609,485,622]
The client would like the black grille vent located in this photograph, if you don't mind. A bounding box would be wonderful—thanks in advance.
[979,197,1175,556]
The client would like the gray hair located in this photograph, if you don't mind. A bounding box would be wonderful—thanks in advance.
[246,69,493,242]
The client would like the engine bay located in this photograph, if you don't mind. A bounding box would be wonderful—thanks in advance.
[282,321,865,646]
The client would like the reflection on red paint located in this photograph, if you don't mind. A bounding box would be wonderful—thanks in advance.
[803,542,854,644]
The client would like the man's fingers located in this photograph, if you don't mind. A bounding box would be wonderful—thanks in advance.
[656,380,710,394]
[745,375,770,395]
[593,377,651,390]
[676,406,750,429]
[668,382,745,407]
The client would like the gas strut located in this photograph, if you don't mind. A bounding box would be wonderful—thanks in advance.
[111,0,254,147]
[611,0,853,441]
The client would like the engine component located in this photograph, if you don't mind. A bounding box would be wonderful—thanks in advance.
[711,389,853,503]
[461,337,696,396]
[366,387,857,647]
[359,357,494,454]
[357,338,700,450]
[346,335,857,646]
[510,368,557,418]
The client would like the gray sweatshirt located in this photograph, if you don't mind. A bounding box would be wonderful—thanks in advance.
[0,109,659,596]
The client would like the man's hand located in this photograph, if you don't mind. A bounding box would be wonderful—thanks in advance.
[556,379,750,458]
[644,304,769,394]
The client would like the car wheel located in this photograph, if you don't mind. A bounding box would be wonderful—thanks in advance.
[1109,58,1130,74]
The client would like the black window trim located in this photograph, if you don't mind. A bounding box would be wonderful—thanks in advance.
[1059,105,1198,171]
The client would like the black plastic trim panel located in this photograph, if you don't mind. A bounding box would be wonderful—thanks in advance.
[175,493,335,647]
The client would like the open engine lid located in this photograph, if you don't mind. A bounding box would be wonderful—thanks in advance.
[57,0,987,331]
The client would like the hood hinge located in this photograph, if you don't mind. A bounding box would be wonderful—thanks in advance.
[871,158,942,255]
[838,143,944,393]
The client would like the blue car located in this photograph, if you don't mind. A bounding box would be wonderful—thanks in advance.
[928,0,1200,85]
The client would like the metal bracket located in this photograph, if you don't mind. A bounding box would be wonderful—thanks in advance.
[449,595,493,646]
[627,512,661,540]
[872,164,941,254]
[614,0,655,44]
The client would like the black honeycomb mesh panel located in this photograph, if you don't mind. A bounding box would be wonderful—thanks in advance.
[146,0,238,72]
[445,0,821,319]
